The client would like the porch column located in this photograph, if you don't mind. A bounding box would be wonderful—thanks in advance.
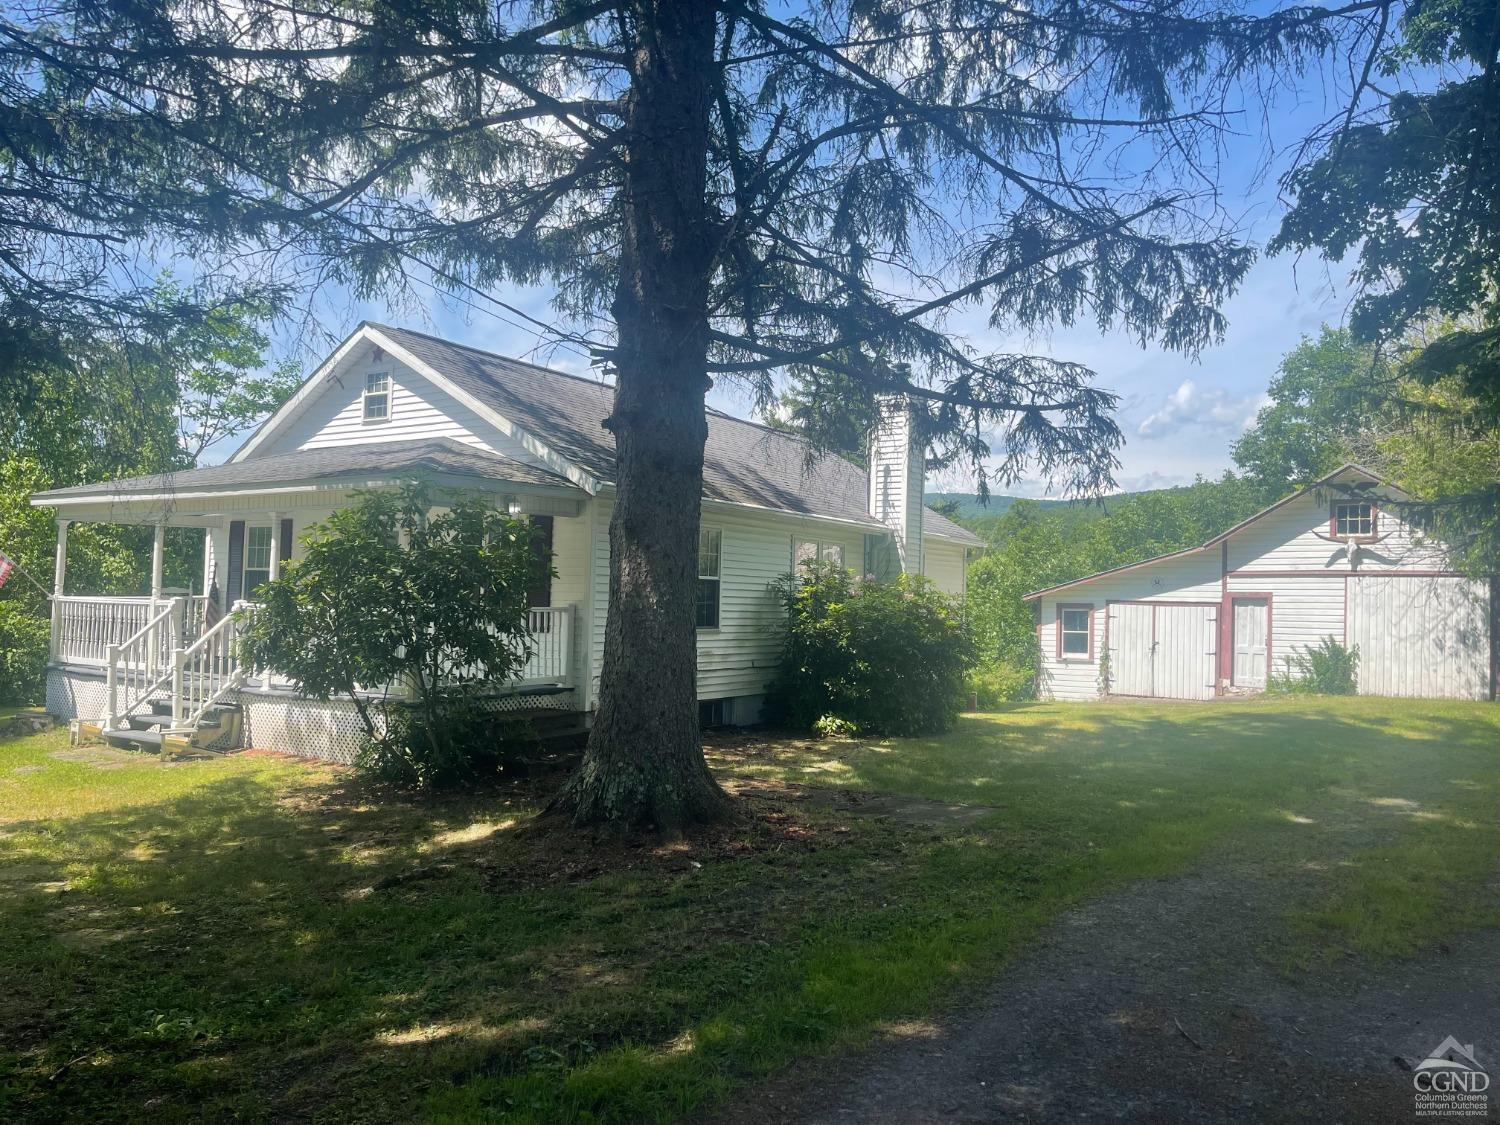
[150,523,166,602]
[267,511,282,582]
[49,519,69,661]
[263,512,281,694]
[201,528,215,598]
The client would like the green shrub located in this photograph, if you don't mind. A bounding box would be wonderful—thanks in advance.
[1269,637,1359,695]
[0,603,50,706]
[966,661,1034,707]
[244,484,548,791]
[357,702,537,790]
[765,561,975,736]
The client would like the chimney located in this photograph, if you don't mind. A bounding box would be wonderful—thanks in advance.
[867,394,924,574]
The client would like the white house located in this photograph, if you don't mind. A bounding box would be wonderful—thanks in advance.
[31,322,980,760]
[1027,465,1497,702]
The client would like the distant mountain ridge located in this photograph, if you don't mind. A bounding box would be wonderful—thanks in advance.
[925,492,1086,520]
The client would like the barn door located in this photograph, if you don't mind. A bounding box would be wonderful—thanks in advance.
[1232,598,1269,689]
[1155,605,1218,700]
[1108,603,1155,696]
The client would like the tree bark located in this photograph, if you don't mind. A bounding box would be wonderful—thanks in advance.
[551,0,735,832]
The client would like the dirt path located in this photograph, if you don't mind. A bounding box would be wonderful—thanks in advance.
[706,847,1500,1124]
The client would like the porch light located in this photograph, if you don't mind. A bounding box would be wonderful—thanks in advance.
[506,496,523,516]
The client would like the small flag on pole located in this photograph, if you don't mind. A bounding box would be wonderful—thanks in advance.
[0,552,15,591]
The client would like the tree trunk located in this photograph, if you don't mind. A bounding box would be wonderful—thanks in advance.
[550,0,734,832]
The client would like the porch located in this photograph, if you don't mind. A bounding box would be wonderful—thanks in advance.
[32,438,592,746]
[52,595,577,732]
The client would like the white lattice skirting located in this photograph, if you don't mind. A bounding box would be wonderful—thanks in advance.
[46,668,109,723]
[238,692,579,764]
[46,667,578,765]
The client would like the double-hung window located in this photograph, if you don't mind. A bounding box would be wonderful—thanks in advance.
[696,527,722,629]
[1332,501,1374,538]
[792,538,845,576]
[243,525,273,596]
[1058,605,1093,660]
[363,371,391,422]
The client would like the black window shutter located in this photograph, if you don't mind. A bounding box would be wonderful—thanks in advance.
[280,518,294,571]
[226,521,245,604]
[526,515,554,608]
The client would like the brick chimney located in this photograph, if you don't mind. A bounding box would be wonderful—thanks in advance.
[867,394,924,574]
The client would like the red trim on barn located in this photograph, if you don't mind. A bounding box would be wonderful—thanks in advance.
[1222,592,1274,688]
[1226,568,1465,579]
[1023,464,1405,602]
[1329,500,1380,542]
[1103,598,1220,607]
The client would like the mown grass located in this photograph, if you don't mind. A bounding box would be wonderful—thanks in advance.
[0,697,1496,1122]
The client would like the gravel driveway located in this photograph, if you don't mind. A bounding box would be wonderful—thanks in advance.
[706,838,1500,1124]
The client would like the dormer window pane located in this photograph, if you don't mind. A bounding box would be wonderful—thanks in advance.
[363,371,391,421]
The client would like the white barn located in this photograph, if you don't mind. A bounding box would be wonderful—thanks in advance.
[1027,466,1497,702]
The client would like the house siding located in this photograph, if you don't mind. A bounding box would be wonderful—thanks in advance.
[586,493,874,711]
[923,540,967,599]
[253,352,558,478]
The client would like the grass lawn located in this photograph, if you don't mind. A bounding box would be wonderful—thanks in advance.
[1,698,1496,1122]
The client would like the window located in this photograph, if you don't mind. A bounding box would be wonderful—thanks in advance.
[696,527,721,628]
[525,515,554,610]
[243,525,273,596]
[1332,501,1375,538]
[699,698,728,728]
[363,370,391,422]
[792,537,845,576]
[1058,605,1092,660]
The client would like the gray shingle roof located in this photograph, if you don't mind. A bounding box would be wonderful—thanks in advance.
[32,437,576,500]
[374,324,983,545]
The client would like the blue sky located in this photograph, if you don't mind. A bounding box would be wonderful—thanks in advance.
[247,48,1362,498]
[276,225,1356,497]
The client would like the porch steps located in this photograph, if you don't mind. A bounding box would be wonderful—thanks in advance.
[98,699,245,758]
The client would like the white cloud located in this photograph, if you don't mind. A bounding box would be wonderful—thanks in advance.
[1136,379,1267,439]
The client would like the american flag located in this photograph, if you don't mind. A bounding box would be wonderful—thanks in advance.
[0,552,15,591]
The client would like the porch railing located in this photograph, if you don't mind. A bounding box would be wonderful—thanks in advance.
[54,596,165,665]
[173,602,257,729]
[54,596,574,730]
[517,606,572,685]
[103,600,179,729]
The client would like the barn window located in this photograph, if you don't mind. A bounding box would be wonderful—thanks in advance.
[363,371,391,422]
[696,527,721,629]
[1332,501,1375,538]
[1058,605,1093,660]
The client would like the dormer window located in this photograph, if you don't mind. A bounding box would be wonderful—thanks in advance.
[363,371,391,422]
[1332,501,1375,539]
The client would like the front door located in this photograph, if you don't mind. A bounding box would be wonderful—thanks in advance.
[1232,597,1269,689]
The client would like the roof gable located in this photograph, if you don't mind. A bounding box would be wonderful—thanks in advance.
[1023,464,1401,600]
[229,322,980,543]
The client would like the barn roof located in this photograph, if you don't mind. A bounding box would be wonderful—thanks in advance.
[1021,464,1395,601]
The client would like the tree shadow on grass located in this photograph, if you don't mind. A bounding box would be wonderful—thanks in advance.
[0,761,927,1123]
